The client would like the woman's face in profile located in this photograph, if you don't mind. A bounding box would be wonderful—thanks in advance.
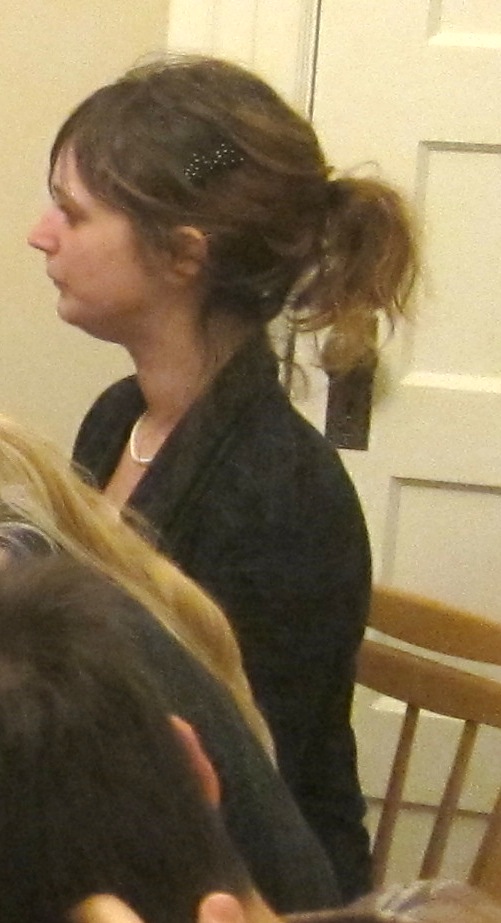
[28,146,169,346]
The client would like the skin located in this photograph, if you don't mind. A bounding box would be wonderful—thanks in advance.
[28,146,250,508]
[27,148,176,345]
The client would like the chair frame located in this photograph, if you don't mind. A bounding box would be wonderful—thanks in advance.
[357,586,501,900]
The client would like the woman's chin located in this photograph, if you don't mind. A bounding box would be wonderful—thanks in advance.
[56,294,84,327]
[57,296,98,334]
[56,296,121,344]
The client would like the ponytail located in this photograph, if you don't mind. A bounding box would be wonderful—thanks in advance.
[287,174,418,373]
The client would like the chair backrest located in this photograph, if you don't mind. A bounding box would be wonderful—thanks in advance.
[357,586,501,901]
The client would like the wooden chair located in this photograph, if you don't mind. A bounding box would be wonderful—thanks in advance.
[356,586,501,901]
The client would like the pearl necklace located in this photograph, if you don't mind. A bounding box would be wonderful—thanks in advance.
[129,413,155,466]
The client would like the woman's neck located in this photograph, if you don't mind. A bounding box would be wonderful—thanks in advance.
[128,308,252,430]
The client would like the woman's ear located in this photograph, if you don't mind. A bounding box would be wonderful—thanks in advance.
[198,893,247,923]
[168,226,208,280]
[170,714,221,807]
[69,895,145,923]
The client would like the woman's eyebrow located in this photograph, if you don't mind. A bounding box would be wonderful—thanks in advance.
[49,180,66,199]
[50,182,77,204]
[50,182,87,214]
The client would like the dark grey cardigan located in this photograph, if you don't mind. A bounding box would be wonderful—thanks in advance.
[73,336,372,902]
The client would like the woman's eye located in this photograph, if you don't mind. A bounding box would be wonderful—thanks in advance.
[50,194,82,226]
[60,206,82,227]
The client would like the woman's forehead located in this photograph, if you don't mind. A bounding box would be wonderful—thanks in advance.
[50,145,79,190]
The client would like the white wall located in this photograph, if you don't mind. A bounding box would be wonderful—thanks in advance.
[0,1,169,450]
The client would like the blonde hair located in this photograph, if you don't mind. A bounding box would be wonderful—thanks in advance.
[0,414,274,757]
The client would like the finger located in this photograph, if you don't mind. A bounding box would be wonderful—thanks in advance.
[69,894,145,923]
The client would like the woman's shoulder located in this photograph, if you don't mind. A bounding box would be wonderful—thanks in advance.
[218,346,349,484]
[225,388,361,516]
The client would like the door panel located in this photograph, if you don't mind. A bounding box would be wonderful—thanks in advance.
[302,0,501,864]
[166,0,320,108]
[298,0,501,620]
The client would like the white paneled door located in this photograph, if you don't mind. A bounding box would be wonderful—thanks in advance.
[300,2,501,872]
[301,0,501,619]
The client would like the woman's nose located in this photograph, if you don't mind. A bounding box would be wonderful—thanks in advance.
[27,209,60,254]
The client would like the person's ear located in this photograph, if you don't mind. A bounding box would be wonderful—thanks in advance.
[168,226,208,280]
[198,892,247,923]
[0,548,11,568]
[170,714,221,806]
[69,894,144,923]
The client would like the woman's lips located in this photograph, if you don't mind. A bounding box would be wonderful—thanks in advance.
[47,272,65,290]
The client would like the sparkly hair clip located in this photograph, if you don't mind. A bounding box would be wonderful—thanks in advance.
[184,140,244,187]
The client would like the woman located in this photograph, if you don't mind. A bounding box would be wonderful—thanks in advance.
[0,414,339,913]
[28,55,418,899]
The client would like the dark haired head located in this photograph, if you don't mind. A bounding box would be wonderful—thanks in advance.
[49,55,417,367]
[0,556,250,923]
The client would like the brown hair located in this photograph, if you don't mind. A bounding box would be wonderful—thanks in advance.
[0,557,251,923]
[50,54,418,370]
